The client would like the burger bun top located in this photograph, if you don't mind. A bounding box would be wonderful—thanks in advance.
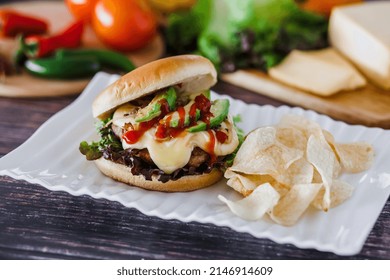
[92,55,217,119]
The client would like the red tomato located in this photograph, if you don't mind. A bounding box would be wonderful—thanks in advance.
[65,0,98,22]
[91,0,157,51]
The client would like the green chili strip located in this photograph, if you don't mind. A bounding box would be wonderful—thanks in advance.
[56,48,135,73]
[25,55,101,79]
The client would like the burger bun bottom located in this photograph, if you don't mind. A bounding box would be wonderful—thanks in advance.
[95,157,223,192]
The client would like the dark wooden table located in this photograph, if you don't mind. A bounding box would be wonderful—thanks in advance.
[0,0,389,260]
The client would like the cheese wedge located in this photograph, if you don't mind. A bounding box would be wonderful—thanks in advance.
[329,2,390,89]
[268,48,366,96]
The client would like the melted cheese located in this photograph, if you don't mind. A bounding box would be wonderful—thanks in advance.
[112,104,239,174]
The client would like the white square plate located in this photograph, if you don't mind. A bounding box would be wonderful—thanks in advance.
[1,72,389,255]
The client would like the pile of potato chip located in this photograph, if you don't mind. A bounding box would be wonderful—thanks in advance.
[218,115,374,226]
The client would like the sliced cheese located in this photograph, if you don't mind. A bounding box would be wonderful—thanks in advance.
[268,48,366,96]
[329,2,390,89]
[112,105,239,174]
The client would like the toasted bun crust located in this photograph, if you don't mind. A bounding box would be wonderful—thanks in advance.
[95,157,223,192]
[93,55,217,119]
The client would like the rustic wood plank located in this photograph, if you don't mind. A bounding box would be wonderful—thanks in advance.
[222,70,390,128]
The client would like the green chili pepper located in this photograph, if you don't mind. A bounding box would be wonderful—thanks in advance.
[55,48,135,73]
[24,55,101,79]
[13,47,27,73]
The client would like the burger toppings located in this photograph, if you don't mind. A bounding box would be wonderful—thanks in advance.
[114,86,239,174]
[135,87,177,123]
[80,85,240,181]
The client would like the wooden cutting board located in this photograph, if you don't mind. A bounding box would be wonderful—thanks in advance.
[0,1,164,98]
[222,70,390,129]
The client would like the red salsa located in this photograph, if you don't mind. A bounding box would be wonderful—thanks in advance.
[122,99,170,144]
[194,94,213,128]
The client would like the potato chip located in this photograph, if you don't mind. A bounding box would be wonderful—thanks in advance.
[322,129,339,159]
[328,180,354,208]
[333,156,342,179]
[233,127,276,166]
[312,170,322,183]
[335,142,374,173]
[306,135,336,211]
[276,126,307,151]
[322,129,342,179]
[230,138,302,178]
[277,157,314,186]
[311,180,354,210]
[226,170,285,197]
[270,183,322,226]
[229,154,276,176]
[224,168,237,180]
[226,176,248,196]
[279,144,304,170]
[278,114,324,140]
[225,173,266,196]
[226,168,290,197]
[229,127,279,175]
[221,114,374,226]
[270,180,290,197]
[218,183,280,221]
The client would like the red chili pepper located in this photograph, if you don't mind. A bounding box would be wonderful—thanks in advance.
[21,20,84,58]
[0,10,48,37]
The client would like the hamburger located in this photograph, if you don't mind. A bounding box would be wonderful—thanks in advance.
[80,55,241,192]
